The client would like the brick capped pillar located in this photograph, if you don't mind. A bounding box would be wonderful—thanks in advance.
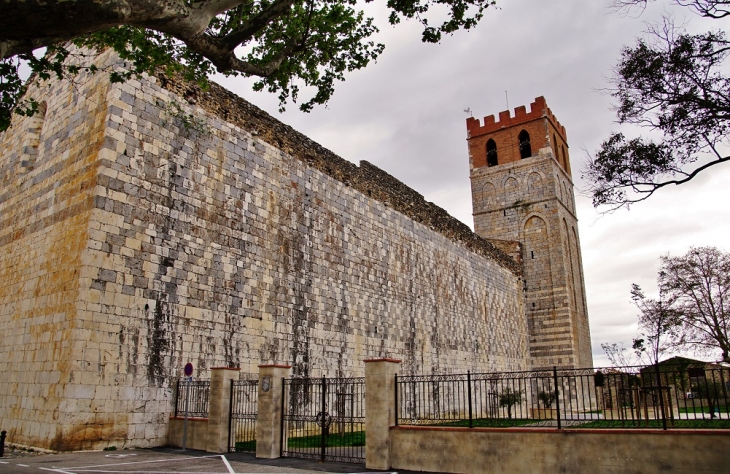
[206,367,240,453]
[364,358,400,470]
[255,364,291,459]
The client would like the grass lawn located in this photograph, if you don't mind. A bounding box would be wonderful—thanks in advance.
[436,418,541,428]
[679,406,729,415]
[285,430,365,448]
[234,439,256,452]
[572,419,730,429]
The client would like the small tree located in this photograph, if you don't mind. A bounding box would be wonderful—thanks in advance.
[659,247,730,363]
[602,342,643,367]
[630,283,682,365]
[538,390,556,409]
[499,388,524,419]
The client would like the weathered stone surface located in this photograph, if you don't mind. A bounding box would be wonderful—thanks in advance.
[470,127,593,368]
[390,427,730,474]
[158,72,522,276]
[0,50,532,450]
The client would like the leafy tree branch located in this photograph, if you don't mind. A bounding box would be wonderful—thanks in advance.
[586,4,730,209]
[0,0,498,131]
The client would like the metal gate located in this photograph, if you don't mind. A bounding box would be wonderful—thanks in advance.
[281,377,365,463]
[228,379,259,452]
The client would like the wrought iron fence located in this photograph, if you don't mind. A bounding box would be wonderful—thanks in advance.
[396,363,730,430]
[282,376,366,463]
[174,379,211,418]
[229,379,259,453]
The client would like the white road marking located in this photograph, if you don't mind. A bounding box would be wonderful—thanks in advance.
[54,454,223,470]
[103,454,137,458]
[38,468,75,474]
[220,454,235,474]
[17,464,29,467]
[56,471,231,474]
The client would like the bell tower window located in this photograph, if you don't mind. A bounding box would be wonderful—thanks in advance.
[486,139,498,167]
[518,130,531,159]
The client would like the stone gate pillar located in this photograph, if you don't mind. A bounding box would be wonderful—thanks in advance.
[364,358,400,470]
[206,367,241,453]
[255,364,291,459]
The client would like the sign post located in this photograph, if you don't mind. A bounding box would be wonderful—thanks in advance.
[182,363,193,450]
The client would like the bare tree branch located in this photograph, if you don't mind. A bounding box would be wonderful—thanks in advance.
[612,0,730,18]
[659,247,730,362]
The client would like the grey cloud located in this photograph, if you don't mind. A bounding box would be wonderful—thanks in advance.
[216,0,730,365]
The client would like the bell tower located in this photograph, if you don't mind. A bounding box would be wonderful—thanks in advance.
[467,97,593,369]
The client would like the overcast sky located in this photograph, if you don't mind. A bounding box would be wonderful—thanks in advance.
[213,0,730,366]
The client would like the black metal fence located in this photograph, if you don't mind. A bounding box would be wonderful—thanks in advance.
[229,379,259,453]
[174,379,211,418]
[282,377,366,463]
[396,364,730,430]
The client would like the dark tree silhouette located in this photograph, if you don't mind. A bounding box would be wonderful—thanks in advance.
[585,2,730,209]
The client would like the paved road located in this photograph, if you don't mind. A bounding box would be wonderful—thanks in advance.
[0,447,421,474]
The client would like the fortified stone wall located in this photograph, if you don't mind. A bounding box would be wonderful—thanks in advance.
[0,51,529,450]
[0,65,115,451]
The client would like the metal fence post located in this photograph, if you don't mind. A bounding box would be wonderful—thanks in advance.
[394,373,399,427]
[719,369,728,417]
[655,363,668,430]
[174,379,180,417]
[467,371,473,428]
[320,376,327,462]
[227,379,234,452]
[553,367,561,430]
[280,379,285,458]
[182,376,191,450]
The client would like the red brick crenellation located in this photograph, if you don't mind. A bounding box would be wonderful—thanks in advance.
[466,97,572,175]
[466,96,567,143]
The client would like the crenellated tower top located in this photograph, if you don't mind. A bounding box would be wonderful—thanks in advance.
[466,97,571,175]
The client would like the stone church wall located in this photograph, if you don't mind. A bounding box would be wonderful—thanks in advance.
[0,52,529,450]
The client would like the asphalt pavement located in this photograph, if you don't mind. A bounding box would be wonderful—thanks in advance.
[0,447,433,474]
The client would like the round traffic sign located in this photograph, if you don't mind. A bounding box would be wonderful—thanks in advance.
[184,362,193,377]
